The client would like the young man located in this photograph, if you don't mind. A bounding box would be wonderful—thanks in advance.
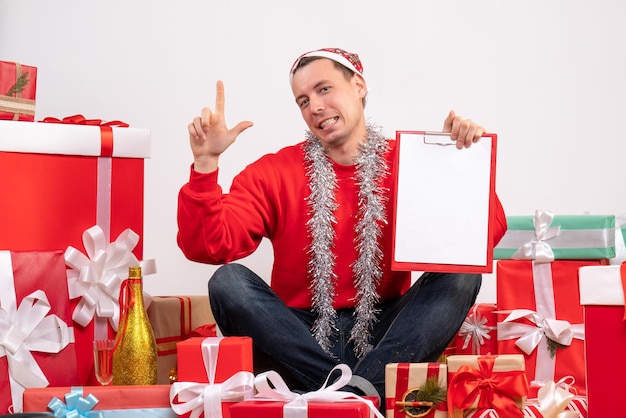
[177,48,507,403]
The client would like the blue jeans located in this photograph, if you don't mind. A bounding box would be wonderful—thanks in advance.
[208,263,481,403]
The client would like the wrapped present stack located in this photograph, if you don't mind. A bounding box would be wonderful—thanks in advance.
[0,111,155,412]
[488,209,615,416]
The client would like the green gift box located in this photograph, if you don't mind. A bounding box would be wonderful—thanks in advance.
[494,210,615,260]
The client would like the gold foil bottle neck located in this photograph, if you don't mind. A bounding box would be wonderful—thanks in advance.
[128,266,142,279]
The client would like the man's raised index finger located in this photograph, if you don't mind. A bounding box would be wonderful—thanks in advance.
[215,80,225,114]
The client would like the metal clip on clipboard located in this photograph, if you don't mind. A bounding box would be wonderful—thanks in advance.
[422,131,456,146]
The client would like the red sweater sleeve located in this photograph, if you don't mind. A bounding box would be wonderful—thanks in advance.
[176,165,270,264]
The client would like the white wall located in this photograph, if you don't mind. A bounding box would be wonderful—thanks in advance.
[1,1,625,302]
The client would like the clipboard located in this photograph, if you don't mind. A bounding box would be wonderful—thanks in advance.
[391,131,498,273]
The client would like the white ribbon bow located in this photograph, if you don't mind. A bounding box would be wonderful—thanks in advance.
[497,309,584,355]
[459,309,496,354]
[169,371,255,418]
[254,364,384,418]
[0,290,74,410]
[169,337,255,418]
[512,210,560,263]
[64,225,156,333]
[534,380,579,418]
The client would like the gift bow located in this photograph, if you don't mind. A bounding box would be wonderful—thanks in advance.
[533,380,579,418]
[169,371,255,418]
[448,355,528,418]
[0,290,74,407]
[64,225,157,331]
[41,114,129,127]
[48,387,103,418]
[254,364,384,418]
[512,210,560,263]
[459,309,496,354]
[497,309,584,355]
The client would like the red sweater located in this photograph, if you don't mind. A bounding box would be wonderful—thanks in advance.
[177,139,507,310]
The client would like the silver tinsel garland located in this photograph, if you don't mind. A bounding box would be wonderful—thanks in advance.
[303,123,390,357]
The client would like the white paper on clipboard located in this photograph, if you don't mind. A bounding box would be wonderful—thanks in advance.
[392,131,496,272]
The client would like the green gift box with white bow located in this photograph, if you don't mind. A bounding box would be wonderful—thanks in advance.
[494,210,615,261]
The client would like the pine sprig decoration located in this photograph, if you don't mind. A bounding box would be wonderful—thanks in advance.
[546,337,568,358]
[414,376,447,405]
[5,72,30,97]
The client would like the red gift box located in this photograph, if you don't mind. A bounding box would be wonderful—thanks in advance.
[579,264,626,418]
[23,385,175,416]
[447,354,528,418]
[171,336,254,418]
[230,398,381,418]
[455,303,497,355]
[0,118,151,385]
[0,250,78,414]
[231,365,382,418]
[496,260,604,396]
[176,337,253,383]
[384,363,447,418]
[0,61,37,121]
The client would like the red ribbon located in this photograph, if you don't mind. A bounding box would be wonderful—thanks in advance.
[447,355,529,418]
[40,114,129,157]
[112,278,138,353]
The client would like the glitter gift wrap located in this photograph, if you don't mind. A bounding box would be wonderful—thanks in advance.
[23,385,176,417]
[446,354,528,418]
[494,211,615,260]
[0,250,78,414]
[455,303,497,355]
[147,296,216,384]
[0,61,37,121]
[384,363,447,418]
[0,118,150,385]
[495,260,604,396]
[578,264,626,418]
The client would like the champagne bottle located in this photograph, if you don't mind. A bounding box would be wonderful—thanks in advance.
[112,266,158,385]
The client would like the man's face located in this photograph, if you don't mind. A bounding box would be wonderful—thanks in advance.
[291,58,367,150]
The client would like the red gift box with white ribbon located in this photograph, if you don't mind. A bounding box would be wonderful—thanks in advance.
[0,250,77,414]
[230,364,382,418]
[496,259,604,396]
[170,336,254,418]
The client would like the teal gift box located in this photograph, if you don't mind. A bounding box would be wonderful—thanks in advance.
[494,210,615,260]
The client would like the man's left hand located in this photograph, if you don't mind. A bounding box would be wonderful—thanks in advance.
[443,110,485,149]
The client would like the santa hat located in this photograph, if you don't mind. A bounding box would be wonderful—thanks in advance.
[289,48,364,84]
